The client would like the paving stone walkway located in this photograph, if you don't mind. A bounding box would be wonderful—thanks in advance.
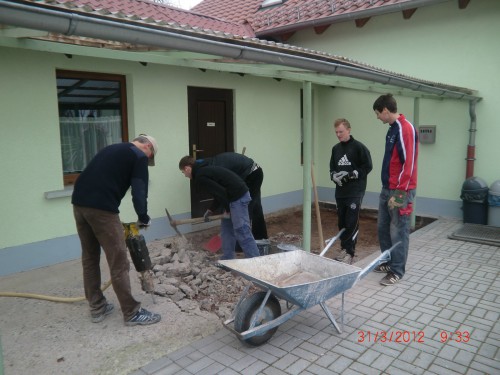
[131,218,500,375]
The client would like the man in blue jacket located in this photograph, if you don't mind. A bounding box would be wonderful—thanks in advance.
[72,134,161,326]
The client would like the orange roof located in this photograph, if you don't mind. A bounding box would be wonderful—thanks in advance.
[34,0,422,38]
[44,0,251,36]
[193,0,262,25]
[193,0,415,35]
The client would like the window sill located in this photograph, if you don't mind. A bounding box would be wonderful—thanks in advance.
[45,187,74,199]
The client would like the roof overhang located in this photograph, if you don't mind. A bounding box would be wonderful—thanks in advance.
[0,0,481,101]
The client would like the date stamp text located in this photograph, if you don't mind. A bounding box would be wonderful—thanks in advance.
[357,330,470,344]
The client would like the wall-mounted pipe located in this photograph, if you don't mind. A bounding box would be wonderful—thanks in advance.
[411,97,420,230]
[466,100,478,178]
[0,0,480,101]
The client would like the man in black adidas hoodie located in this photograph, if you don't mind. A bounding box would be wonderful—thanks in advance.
[329,118,373,264]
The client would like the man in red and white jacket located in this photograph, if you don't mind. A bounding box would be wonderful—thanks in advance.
[372,94,419,286]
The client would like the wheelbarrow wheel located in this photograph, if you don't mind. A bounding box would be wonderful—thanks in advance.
[234,292,281,347]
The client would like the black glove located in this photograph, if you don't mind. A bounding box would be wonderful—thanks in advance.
[340,173,350,184]
[348,170,359,180]
[137,214,151,227]
[203,209,213,222]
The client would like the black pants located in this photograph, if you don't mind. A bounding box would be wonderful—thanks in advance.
[246,168,268,240]
[336,196,362,256]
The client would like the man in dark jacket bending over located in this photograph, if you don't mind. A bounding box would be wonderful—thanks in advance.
[179,156,260,260]
[200,152,268,241]
[72,134,161,326]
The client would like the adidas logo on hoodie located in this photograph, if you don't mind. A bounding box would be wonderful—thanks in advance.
[338,154,351,166]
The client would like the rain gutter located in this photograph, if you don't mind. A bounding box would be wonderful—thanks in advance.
[255,0,451,38]
[0,0,479,101]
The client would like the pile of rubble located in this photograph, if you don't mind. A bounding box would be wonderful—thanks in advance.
[146,237,255,320]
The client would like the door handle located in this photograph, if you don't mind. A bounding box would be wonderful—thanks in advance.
[192,144,204,159]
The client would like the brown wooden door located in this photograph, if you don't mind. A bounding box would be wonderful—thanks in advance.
[187,87,234,217]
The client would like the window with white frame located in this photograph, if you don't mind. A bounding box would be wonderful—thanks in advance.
[56,70,128,185]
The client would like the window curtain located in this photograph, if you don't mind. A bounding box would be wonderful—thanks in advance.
[60,115,122,173]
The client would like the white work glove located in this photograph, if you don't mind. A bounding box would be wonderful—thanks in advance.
[332,171,349,186]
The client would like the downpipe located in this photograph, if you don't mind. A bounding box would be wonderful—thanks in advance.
[466,99,478,179]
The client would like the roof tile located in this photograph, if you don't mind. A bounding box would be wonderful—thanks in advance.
[44,0,251,36]
[194,0,416,34]
[36,0,418,37]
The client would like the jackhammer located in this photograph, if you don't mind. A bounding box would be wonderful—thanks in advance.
[122,222,156,304]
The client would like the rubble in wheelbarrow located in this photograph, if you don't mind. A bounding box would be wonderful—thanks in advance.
[145,236,256,320]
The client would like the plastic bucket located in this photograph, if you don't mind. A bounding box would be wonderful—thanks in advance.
[277,243,302,252]
[256,239,271,256]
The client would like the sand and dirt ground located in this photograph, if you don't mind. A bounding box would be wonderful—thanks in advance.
[0,206,394,375]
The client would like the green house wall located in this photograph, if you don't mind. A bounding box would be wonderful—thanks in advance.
[291,0,500,203]
[1,0,498,274]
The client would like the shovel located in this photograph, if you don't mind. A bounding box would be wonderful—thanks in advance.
[202,234,222,253]
[165,208,223,252]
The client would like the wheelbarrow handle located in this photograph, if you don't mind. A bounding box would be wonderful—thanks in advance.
[356,241,401,282]
[319,228,345,257]
[214,262,231,272]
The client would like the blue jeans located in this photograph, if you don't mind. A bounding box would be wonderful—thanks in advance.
[220,191,260,260]
[377,188,416,279]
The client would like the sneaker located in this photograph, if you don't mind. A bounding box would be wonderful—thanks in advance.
[125,308,161,326]
[335,249,348,261]
[374,263,391,273]
[380,272,400,286]
[91,302,114,323]
[337,252,354,264]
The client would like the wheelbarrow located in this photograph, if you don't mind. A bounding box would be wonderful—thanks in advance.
[217,236,398,347]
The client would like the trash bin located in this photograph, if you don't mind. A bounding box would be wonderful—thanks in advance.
[487,180,500,227]
[460,177,488,225]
